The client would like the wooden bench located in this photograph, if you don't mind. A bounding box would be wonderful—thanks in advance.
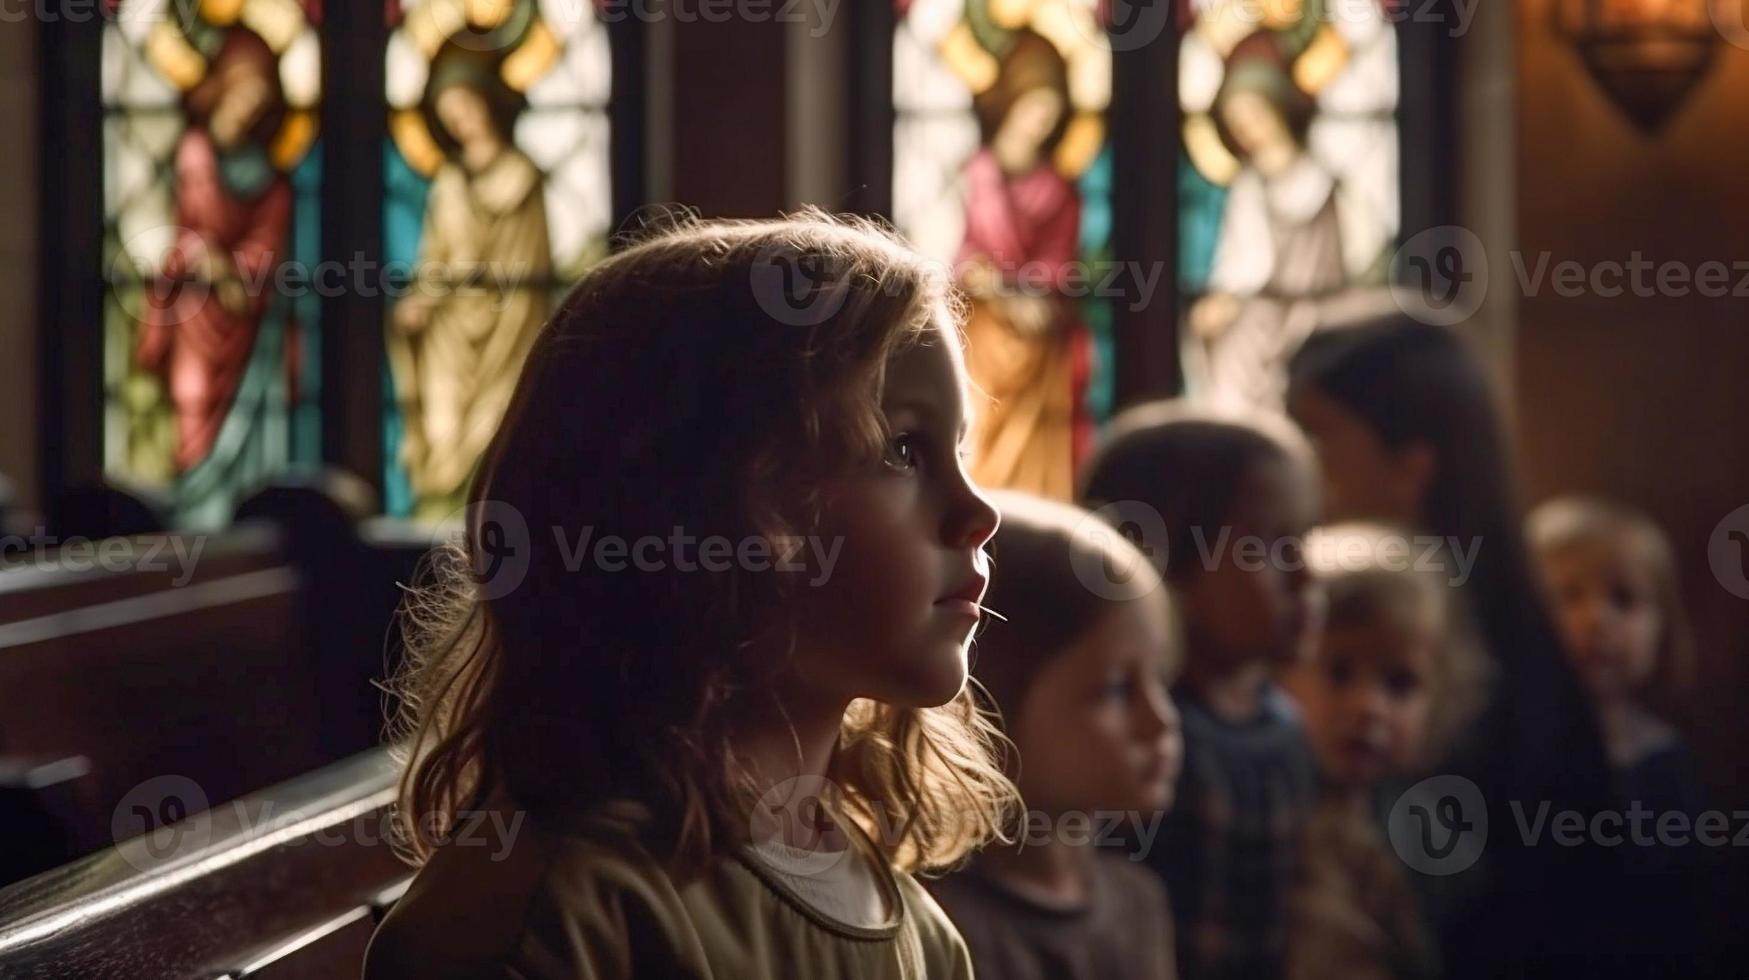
[0,525,334,861]
[0,747,412,979]
[0,525,285,627]
[0,483,443,869]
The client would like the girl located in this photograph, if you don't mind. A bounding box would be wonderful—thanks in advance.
[929,491,1182,980]
[1286,319,1619,978]
[1529,496,1711,967]
[1528,497,1700,788]
[1080,401,1322,980]
[1281,524,1486,980]
[363,213,1015,979]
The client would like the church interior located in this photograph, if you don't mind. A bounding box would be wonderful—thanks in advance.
[2,0,1748,977]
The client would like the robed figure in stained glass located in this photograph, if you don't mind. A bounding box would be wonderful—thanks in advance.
[135,27,301,525]
[1189,52,1350,409]
[1180,0,1400,410]
[957,27,1099,502]
[388,50,552,522]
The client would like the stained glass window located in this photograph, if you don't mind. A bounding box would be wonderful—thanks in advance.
[892,0,1114,502]
[382,0,613,520]
[102,0,325,527]
[1178,0,1400,410]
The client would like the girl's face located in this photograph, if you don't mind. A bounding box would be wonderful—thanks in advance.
[1541,540,1663,704]
[1179,457,1321,670]
[1289,384,1430,528]
[1011,594,1182,815]
[1285,616,1436,788]
[791,321,1000,710]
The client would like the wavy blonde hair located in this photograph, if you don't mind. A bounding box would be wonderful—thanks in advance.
[387,211,1016,875]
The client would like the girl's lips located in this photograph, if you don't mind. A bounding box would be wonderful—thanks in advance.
[935,598,982,619]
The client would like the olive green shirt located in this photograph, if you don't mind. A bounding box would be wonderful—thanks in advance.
[363,801,974,980]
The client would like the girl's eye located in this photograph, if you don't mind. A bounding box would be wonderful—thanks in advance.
[886,432,919,471]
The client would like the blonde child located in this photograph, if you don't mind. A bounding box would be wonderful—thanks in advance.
[928,492,1182,980]
[363,213,1016,979]
[1281,523,1486,980]
[1080,402,1323,980]
[1530,496,1712,970]
[1529,497,1699,786]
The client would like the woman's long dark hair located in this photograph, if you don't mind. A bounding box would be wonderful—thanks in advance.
[1290,320,1545,669]
[1289,318,1622,977]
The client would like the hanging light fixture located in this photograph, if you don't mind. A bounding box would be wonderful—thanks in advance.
[1554,0,1721,130]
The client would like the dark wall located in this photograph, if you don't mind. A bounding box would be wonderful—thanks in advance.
[670,17,788,217]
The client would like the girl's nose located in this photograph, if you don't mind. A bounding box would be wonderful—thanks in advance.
[950,482,1000,550]
[1138,686,1180,743]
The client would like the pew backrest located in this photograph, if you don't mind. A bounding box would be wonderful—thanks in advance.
[0,748,412,979]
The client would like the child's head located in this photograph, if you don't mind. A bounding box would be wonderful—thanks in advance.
[1284,524,1486,789]
[972,492,1182,817]
[1529,497,1695,710]
[1080,401,1320,674]
[1288,318,1509,537]
[391,211,1012,872]
[1288,319,1559,674]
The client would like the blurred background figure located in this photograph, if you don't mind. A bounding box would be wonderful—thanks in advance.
[931,492,1182,980]
[1082,403,1322,980]
[1531,496,1715,969]
[1281,523,1488,980]
[1288,319,1625,978]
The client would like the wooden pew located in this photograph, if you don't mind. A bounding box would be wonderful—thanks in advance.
[0,528,329,859]
[0,524,284,626]
[0,747,412,979]
[0,478,443,881]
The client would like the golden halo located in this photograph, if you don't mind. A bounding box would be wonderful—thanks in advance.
[142,0,319,170]
[937,0,1112,179]
[390,0,566,179]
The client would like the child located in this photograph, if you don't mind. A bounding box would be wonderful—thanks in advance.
[928,491,1182,980]
[1281,523,1485,980]
[1080,401,1322,980]
[1529,496,1711,967]
[1528,497,1701,792]
[1287,319,1620,978]
[363,213,1017,979]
